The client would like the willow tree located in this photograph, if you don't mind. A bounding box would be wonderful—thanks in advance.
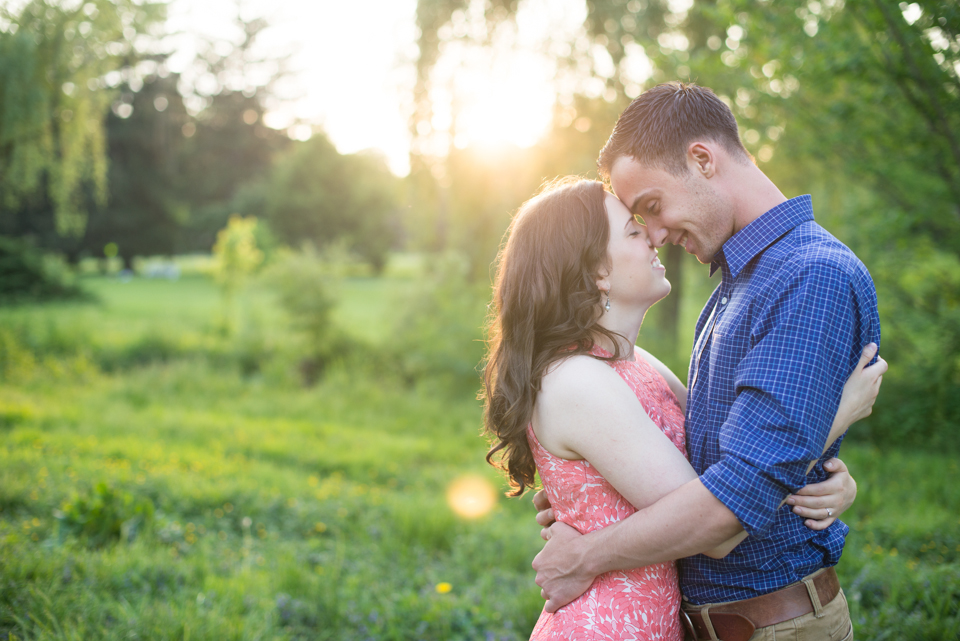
[0,0,165,237]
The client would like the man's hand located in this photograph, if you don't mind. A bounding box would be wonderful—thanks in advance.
[786,457,857,530]
[533,489,556,538]
[532,521,595,613]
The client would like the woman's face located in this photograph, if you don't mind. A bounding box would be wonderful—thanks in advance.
[600,192,671,308]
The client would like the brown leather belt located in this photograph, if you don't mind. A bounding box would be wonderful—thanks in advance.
[681,567,841,641]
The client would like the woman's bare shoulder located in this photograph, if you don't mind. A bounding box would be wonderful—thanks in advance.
[542,354,622,392]
[539,355,637,417]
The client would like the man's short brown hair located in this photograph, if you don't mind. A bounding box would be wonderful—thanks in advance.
[597,82,750,178]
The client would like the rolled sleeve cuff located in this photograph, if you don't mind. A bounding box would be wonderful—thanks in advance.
[700,457,787,537]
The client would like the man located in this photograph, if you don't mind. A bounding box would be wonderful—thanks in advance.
[531,82,882,640]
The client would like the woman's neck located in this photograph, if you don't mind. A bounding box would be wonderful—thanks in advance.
[593,304,648,361]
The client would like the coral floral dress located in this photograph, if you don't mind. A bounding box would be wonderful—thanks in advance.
[527,345,687,641]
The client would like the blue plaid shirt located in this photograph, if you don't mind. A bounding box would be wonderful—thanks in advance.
[679,195,880,605]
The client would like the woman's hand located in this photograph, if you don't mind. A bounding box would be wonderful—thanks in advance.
[787,457,857,530]
[834,343,887,433]
[806,344,886,476]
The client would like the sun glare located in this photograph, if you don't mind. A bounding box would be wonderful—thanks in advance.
[446,475,497,519]
[451,51,555,151]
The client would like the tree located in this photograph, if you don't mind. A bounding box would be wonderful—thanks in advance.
[0,0,165,238]
[414,0,960,447]
[79,67,190,267]
[250,134,400,272]
[172,11,291,253]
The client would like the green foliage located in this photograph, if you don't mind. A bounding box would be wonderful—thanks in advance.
[413,0,960,452]
[211,214,264,335]
[0,235,84,303]
[388,252,489,393]
[254,135,400,272]
[55,482,154,548]
[0,0,165,236]
[262,246,361,385]
[212,215,264,293]
[79,72,193,265]
[853,239,960,451]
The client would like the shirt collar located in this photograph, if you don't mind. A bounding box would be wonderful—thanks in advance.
[710,195,815,279]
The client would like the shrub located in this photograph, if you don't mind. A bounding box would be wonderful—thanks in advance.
[0,236,85,303]
[388,252,489,393]
[262,246,359,385]
[55,482,155,548]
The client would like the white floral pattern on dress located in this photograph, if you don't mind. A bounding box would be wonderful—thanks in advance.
[528,345,687,641]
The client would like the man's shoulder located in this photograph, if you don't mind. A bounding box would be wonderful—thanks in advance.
[765,221,873,288]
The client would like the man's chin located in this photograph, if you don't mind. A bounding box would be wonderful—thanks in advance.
[694,252,716,265]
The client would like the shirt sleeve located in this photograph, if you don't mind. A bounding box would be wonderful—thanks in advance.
[699,262,859,537]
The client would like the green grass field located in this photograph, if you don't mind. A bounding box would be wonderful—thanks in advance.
[1,275,957,640]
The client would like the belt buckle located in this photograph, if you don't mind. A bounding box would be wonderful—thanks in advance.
[680,609,698,640]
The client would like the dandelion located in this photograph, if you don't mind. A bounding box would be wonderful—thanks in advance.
[314,522,327,533]
[435,582,452,594]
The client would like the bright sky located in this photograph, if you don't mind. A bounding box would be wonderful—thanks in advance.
[166,0,419,175]
[165,0,591,177]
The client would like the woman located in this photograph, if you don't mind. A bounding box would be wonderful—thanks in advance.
[481,178,883,640]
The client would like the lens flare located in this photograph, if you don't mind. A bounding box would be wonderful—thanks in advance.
[446,475,496,519]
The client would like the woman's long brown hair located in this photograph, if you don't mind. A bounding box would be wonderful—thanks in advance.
[482,178,624,496]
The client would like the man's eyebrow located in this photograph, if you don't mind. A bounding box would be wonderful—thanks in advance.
[629,190,655,214]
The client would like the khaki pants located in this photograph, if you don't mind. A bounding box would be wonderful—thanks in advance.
[746,589,853,641]
[685,571,854,641]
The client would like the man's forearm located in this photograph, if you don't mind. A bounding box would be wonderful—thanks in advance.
[579,478,742,575]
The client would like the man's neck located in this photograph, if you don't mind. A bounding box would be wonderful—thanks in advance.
[728,163,788,235]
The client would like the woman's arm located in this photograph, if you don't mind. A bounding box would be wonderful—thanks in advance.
[534,356,742,559]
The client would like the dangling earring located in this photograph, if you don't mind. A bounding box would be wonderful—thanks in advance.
[604,291,611,312]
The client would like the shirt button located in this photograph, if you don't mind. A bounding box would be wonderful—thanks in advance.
[721,296,728,305]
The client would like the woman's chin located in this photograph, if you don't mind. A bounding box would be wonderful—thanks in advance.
[645,280,672,306]
[658,279,672,300]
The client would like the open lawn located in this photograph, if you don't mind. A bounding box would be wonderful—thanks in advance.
[1,276,957,640]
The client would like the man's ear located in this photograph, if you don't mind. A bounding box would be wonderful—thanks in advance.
[688,142,716,178]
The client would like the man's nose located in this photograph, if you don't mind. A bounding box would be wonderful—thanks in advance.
[648,225,669,248]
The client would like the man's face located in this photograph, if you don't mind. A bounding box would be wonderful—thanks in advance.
[608,154,732,264]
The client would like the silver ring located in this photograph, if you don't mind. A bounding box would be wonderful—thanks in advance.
[827,508,833,517]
